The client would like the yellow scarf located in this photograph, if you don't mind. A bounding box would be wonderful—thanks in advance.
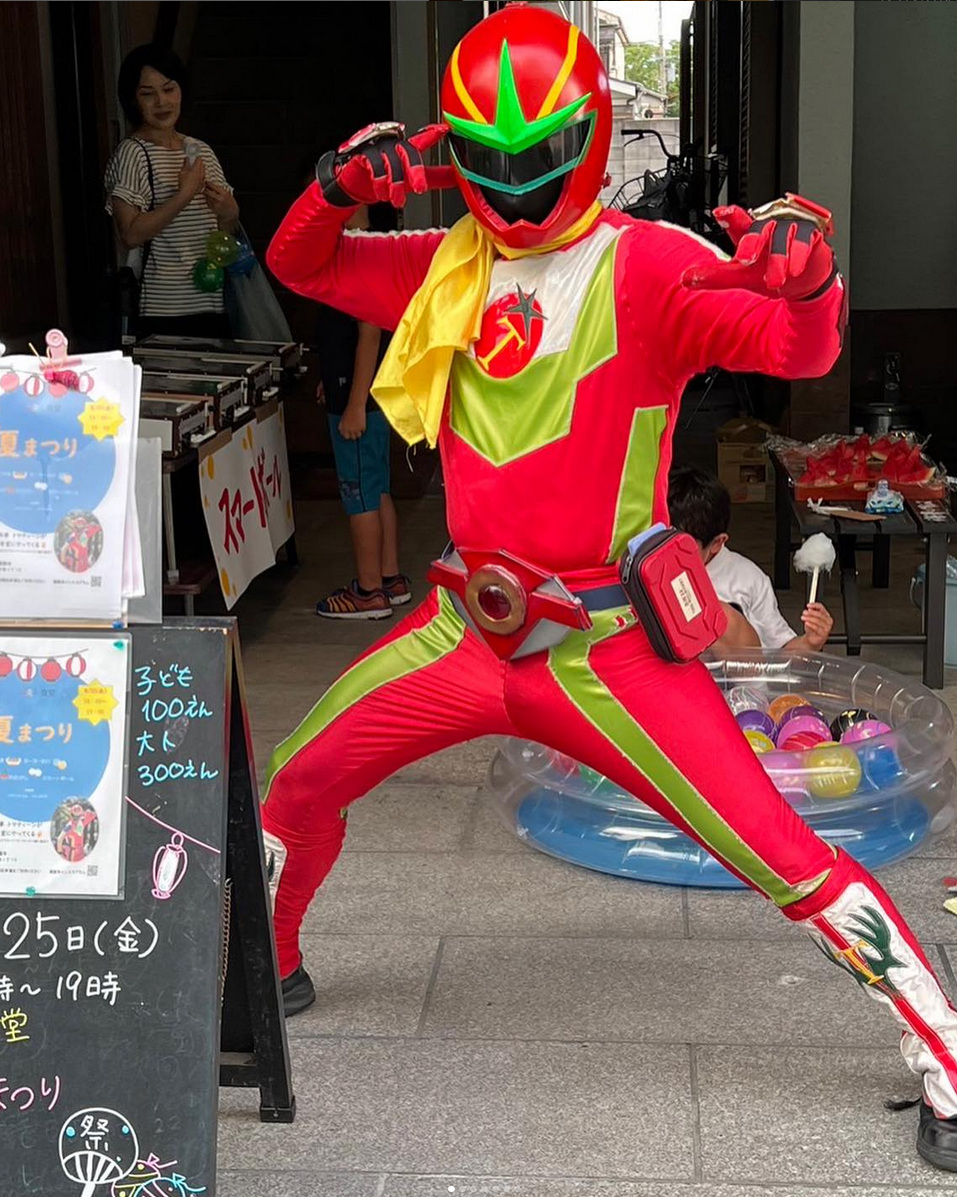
[371,200,603,448]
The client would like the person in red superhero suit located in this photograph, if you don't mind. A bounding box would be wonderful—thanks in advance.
[264,5,957,1170]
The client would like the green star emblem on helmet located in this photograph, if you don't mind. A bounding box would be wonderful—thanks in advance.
[444,40,591,155]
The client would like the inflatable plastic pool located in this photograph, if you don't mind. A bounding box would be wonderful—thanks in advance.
[484,651,956,887]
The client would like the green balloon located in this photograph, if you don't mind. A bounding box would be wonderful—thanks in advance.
[206,230,240,268]
[192,257,224,292]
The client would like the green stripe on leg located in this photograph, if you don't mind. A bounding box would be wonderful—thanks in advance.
[264,590,466,800]
[548,611,806,905]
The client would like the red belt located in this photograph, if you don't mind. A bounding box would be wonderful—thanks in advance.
[427,546,627,660]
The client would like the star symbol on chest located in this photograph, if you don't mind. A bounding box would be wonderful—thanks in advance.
[504,284,547,339]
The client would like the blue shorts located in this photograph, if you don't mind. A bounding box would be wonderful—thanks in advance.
[328,409,391,515]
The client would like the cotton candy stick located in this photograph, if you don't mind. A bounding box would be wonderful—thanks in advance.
[794,533,836,604]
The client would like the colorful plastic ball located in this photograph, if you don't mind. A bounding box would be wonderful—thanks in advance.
[841,719,892,744]
[777,704,827,731]
[779,730,828,753]
[829,708,876,741]
[859,742,905,790]
[728,685,768,715]
[806,742,862,799]
[206,229,241,267]
[744,729,775,755]
[226,239,257,277]
[192,257,224,292]
[0,371,19,391]
[775,713,830,746]
[736,709,775,738]
[767,694,810,724]
[765,748,811,794]
[0,655,11,677]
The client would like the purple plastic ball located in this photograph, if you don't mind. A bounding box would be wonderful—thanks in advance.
[777,704,826,731]
[736,709,775,738]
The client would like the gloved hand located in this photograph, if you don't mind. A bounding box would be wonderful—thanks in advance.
[682,194,837,300]
[317,122,456,208]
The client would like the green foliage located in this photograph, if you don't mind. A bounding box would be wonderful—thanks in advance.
[623,40,681,118]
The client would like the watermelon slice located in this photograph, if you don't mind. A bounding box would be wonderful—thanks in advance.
[869,435,895,462]
[896,446,936,485]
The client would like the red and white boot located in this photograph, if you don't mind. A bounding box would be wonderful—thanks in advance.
[784,850,957,1170]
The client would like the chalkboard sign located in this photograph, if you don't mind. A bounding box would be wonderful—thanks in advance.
[0,619,292,1196]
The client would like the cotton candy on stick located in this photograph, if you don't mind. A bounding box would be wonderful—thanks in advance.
[794,533,836,604]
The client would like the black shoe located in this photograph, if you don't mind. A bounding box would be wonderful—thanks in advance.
[917,1100,957,1171]
[281,964,316,1018]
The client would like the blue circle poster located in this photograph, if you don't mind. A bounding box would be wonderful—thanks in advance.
[0,384,115,534]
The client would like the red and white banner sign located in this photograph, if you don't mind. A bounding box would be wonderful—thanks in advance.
[199,402,294,609]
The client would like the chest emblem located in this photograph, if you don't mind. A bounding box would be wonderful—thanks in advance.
[474,285,546,379]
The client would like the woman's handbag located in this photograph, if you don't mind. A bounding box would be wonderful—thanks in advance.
[110,140,156,331]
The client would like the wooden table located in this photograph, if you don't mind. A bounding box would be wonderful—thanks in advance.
[770,450,955,688]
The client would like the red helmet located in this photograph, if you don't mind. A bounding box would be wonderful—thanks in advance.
[441,4,611,251]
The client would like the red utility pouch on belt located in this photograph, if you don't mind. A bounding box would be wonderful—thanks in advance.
[619,524,727,663]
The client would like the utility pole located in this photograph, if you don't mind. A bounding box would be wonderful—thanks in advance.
[658,0,667,105]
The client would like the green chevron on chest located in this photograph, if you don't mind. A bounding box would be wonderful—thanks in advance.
[449,239,618,466]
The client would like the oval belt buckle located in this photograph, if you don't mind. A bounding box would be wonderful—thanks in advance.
[465,565,527,636]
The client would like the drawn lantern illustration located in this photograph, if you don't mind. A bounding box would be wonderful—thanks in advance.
[59,1107,139,1197]
[151,831,189,900]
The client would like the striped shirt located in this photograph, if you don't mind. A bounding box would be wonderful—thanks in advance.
[104,136,232,317]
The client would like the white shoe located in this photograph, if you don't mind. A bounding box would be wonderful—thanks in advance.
[262,830,287,913]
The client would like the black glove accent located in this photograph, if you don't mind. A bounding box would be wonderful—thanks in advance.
[316,150,356,209]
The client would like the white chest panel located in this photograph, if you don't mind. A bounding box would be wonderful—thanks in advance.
[467,221,624,362]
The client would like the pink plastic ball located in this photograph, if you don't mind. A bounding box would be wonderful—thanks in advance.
[841,719,892,744]
[774,713,830,746]
[779,730,827,753]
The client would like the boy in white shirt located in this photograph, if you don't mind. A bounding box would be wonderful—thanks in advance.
[668,465,833,652]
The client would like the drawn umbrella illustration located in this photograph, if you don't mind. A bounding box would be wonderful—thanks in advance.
[59,1107,140,1197]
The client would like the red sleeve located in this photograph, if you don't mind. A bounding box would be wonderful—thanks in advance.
[620,221,845,388]
[265,182,447,332]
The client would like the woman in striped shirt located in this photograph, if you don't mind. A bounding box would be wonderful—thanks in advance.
[105,44,239,337]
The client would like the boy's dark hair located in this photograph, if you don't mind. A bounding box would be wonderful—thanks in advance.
[668,465,731,545]
[118,44,187,126]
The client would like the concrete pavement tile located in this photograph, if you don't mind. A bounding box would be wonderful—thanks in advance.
[305,851,684,938]
[696,1045,951,1186]
[385,1182,957,1197]
[290,935,440,1038]
[342,784,478,854]
[421,936,897,1046]
[217,1173,381,1197]
[218,1038,694,1178]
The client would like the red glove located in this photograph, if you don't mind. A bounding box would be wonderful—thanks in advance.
[317,122,456,209]
[682,194,837,300]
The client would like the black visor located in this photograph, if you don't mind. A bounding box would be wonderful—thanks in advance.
[478,177,566,226]
[449,116,592,195]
